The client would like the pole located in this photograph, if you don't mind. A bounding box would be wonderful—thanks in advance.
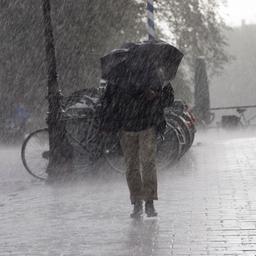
[42,0,73,180]
[147,0,156,40]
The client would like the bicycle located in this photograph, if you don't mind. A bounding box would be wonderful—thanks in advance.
[235,107,256,127]
[21,91,186,180]
[219,108,256,129]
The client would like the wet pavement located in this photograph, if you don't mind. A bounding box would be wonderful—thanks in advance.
[1,129,256,256]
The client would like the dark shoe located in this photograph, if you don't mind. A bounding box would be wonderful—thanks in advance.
[130,200,143,218]
[145,200,158,217]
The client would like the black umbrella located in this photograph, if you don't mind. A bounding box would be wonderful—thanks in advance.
[124,40,184,81]
[100,48,129,81]
[100,40,183,83]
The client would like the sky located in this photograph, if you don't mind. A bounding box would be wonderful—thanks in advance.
[223,0,256,26]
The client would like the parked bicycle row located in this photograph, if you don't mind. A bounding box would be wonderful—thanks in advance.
[21,89,196,180]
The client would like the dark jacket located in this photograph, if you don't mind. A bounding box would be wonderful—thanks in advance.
[99,69,174,133]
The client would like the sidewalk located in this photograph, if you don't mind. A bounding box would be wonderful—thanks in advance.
[1,129,256,255]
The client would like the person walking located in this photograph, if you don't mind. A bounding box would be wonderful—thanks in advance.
[100,63,174,218]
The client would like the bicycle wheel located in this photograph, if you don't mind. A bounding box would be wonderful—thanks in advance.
[85,115,104,160]
[21,128,49,180]
[104,134,125,174]
[182,111,196,148]
[156,122,182,170]
[166,113,191,156]
[104,123,182,174]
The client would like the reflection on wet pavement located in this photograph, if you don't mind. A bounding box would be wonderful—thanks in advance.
[1,129,256,255]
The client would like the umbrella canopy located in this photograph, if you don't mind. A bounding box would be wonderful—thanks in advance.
[124,40,183,81]
[100,40,183,84]
[100,48,129,81]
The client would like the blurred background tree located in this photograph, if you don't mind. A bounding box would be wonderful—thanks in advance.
[0,0,229,130]
[156,0,230,102]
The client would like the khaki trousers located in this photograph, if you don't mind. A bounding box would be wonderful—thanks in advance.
[120,128,158,204]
